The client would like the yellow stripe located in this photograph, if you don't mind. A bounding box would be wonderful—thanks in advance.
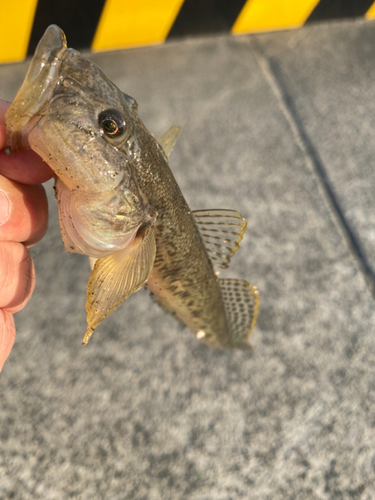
[365,2,375,18]
[0,0,38,63]
[232,0,321,34]
[92,0,185,51]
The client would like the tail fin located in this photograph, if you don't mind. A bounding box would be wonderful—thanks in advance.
[219,278,259,350]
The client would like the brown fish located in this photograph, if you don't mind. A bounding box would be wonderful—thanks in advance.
[6,25,259,349]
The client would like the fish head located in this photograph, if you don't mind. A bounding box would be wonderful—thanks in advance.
[6,25,153,258]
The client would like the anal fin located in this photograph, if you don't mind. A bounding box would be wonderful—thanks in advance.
[83,225,156,345]
[219,278,259,349]
[192,209,247,270]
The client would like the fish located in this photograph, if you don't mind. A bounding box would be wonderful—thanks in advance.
[5,25,259,350]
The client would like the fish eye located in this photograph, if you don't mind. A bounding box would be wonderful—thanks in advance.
[98,109,126,139]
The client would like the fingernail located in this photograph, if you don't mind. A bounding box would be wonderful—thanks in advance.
[0,190,10,225]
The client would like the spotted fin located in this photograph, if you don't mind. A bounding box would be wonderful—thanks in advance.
[157,126,181,157]
[83,225,156,345]
[219,278,259,350]
[192,210,247,270]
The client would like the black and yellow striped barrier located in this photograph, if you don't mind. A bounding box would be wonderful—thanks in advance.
[1,0,375,64]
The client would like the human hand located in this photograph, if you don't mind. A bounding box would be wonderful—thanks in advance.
[0,99,54,371]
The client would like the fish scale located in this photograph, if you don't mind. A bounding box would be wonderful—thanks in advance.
[128,122,230,346]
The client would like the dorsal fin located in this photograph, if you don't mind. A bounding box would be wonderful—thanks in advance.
[219,278,259,350]
[192,209,247,270]
[157,126,181,157]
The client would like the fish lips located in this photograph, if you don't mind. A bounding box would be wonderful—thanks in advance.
[6,25,74,151]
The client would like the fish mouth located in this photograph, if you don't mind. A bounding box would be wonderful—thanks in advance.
[6,25,68,150]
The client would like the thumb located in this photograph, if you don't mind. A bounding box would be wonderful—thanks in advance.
[0,309,15,372]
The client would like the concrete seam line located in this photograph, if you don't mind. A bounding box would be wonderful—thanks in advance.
[250,36,375,298]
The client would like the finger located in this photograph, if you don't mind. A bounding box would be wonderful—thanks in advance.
[0,175,48,247]
[0,99,54,185]
[0,150,54,185]
[0,242,35,313]
[0,309,15,372]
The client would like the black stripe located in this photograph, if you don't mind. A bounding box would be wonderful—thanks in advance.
[27,0,106,55]
[306,0,374,22]
[167,0,248,38]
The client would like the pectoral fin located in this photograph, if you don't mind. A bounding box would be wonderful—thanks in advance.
[83,225,156,345]
[89,257,97,270]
